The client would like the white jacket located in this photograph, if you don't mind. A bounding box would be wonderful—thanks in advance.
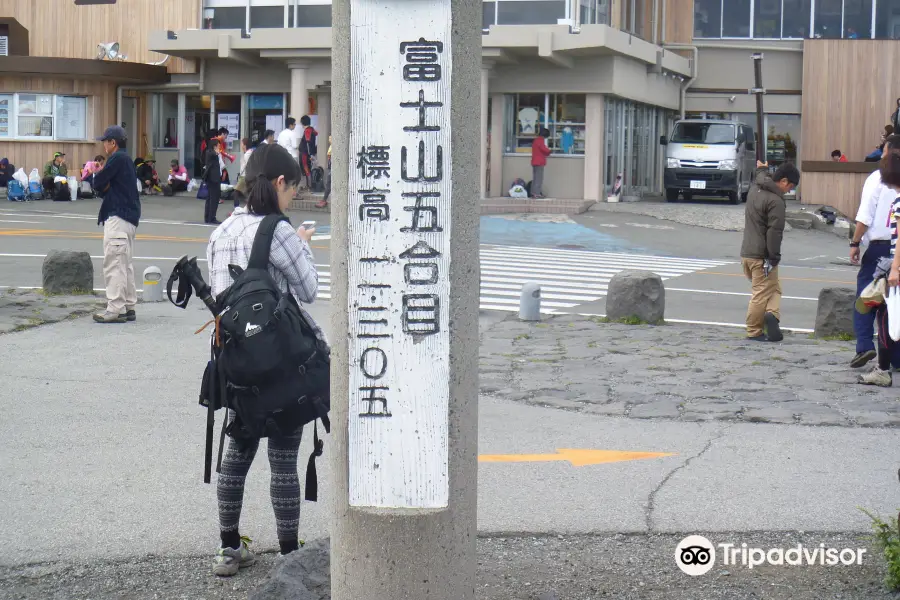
[277,128,298,158]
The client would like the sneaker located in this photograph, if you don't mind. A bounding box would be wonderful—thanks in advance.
[850,350,877,369]
[213,536,255,577]
[747,334,768,342]
[858,367,892,387]
[124,309,136,322]
[764,312,783,342]
[93,311,126,324]
[315,201,328,208]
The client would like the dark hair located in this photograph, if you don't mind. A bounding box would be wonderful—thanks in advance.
[94,154,105,162]
[881,152,900,189]
[263,129,275,140]
[218,127,229,136]
[831,149,842,158]
[171,158,179,166]
[286,117,296,128]
[773,163,800,186]
[208,138,220,150]
[886,124,895,135]
[885,134,900,152]
[241,137,251,149]
[242,143,303,215]
[300,115,311,127]
[109,138,126,150]
[539,127,550,138]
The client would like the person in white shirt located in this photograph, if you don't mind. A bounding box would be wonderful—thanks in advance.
[851,134,900,369]
[277,118,299,162]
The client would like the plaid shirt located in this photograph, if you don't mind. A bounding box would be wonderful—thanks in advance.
[206,207,326,343]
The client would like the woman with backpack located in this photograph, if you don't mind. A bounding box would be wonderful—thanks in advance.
[206,142,324,576]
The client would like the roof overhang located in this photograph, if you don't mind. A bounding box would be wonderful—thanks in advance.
[0,56,170,84]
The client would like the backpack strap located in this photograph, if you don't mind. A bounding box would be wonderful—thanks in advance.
[247,213,289,270]
[304,420,325,502]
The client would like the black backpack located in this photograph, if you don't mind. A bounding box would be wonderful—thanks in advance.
[310,166,325,193]
[201,214,330,496]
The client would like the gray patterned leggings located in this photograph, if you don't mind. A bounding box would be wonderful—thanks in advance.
[217,425,304,547]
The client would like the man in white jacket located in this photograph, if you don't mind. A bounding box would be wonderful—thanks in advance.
[277,118,299,162]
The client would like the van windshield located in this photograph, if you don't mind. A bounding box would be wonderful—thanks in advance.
[671,123,736,145]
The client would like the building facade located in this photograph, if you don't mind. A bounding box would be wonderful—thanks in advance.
[141,0,695,200]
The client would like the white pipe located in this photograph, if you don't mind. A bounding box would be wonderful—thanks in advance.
[661,0,666,44]
[663,43,698,120]
[651,0,659,45]
[148,54,170,67]
[573,0,581,31]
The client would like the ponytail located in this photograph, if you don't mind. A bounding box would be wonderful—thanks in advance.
[246,173,282,215]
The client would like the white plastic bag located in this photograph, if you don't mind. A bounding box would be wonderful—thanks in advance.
[137,179,143,193]
[509,185,528,199]
[68,176,78,201]
[12,168,27,187]
[28,168,40,184]
[888,286,900,342]
[187,178,202,193]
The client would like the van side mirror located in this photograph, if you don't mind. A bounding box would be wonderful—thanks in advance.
[659,136,668,146]
[746,139,755,151]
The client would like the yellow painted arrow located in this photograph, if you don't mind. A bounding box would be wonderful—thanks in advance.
[478,449,676,467]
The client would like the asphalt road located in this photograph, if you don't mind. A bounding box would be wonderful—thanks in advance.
[0,196,854,332]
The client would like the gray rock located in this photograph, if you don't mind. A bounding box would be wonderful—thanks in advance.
[605,270,665,324]
[814,287,856,339]
[249,539,330,600]
[41,250,93,295]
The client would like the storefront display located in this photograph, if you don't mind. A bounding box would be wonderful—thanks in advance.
[504,93,586,155]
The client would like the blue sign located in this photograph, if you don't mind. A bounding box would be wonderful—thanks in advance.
[249,95,283,110]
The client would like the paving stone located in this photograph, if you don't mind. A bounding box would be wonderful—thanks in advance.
[628,400,682,419]
[742,407,798,424]
[581,402,629,416]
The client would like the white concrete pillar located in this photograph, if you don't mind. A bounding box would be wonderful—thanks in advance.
[288,60,310,155]
[316,91,331,167]
[480,63,492,199]
[584,94,605,202]
[489,92,505,198]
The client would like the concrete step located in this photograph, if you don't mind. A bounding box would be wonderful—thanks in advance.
[290,191,330,212]
[480,197,595,215]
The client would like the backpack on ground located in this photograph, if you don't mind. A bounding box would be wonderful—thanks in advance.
[310,166,325,193]
[201,214,330,495]
[7,181,26,201]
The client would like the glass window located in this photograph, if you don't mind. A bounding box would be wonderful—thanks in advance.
[754,0,782,38]
[251,6,285,29]
[579,0,609,25]
[875,0,900,38]
[621,0,644,35]
[153,93,178,148]
[56,96,86,141]
[505,93,585,155]
[671,122,736,144]
[844,0,873,37]
[0,95,10,138]
[814,0,842,37]
[249,94,284,146]
[782,0,812,37]
[766,114,800,166]
[17,94,53,138]
[291,4,331,27]
[497,1,566,25]
[723,0,751,37]
[484,1,496,27]
[206,6,246,30]
[694,0,722,37]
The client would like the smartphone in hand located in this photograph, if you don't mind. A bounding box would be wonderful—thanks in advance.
[301,220,316,228]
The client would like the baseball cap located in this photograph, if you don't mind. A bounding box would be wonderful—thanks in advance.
[97,125,126,141]
[53,152,65,158]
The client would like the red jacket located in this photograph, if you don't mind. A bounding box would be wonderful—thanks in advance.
[532,136,551,167]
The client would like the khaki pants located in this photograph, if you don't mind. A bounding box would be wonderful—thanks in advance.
[742,258,782,337]
[103,216,137,314]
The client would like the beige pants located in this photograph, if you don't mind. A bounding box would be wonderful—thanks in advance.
[103,216,137,314]
[742,258,782,337]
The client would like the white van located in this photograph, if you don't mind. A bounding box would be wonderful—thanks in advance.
[660,119,757,205]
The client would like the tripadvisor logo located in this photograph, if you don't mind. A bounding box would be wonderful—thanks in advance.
[675,535,867,576]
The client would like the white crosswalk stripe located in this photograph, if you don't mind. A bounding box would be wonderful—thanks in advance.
[312,244,731,313]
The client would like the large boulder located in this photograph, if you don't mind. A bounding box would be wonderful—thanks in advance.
[606,270,665,324]
[42,250,93,295]
[815,287,856,339]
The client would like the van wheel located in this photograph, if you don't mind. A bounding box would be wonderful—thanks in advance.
[665,188,679,202]
[741,191,748,203]
[728,189,740,205]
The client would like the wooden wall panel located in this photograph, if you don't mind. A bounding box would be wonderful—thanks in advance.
[663,0,693,45]
[801,39,899,163]
[0,79,149,177]
[0,0,200,74]
[800,171,870,217]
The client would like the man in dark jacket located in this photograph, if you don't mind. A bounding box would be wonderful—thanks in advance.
[90,125,142,324]
[203,138,222,224]
[740,161,800,342]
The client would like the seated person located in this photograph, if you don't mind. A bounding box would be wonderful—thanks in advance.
[81,155,106,190]
[0,158,14,187]
[135,156,161,194]
[164,158,189,195]
[42,152,72,200]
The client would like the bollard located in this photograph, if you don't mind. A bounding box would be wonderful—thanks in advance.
[519,282,542,321]
[142,266,164,302]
